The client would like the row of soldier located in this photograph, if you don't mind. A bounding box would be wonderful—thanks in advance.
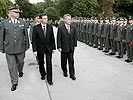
[71,17,133,63]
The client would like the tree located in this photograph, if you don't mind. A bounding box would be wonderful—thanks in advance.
[0,0,13,18]
[113,0,133,17]
[97,0,116,18]
[15,0,36,18]
[71,0,98,17]
[46,7,59,21]
[56,0,75,17]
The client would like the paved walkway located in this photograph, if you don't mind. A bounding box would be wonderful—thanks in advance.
[0,27,133,100]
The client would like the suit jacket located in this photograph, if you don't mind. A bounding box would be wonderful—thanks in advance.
[32,23,56,54]
[0,18,29,54]
[57,24,77,53]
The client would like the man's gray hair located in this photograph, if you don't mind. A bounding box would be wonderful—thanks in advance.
[63,14,71,19]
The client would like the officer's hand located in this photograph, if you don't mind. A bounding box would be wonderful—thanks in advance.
[58,48,62,52]
[52,50,56,54]
[34,52,37,57]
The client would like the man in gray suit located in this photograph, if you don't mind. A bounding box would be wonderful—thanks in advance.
[0,6,29,91]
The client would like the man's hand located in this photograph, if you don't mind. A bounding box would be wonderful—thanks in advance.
[34,52,37,57]
[58,48,62,52]
[52,50,56,54]
[131,42,133,46]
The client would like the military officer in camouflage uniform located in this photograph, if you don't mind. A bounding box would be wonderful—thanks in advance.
[125,17,133,62]
[0,6,29,91]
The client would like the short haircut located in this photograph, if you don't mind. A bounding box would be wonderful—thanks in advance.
[39,13,47,19]
[63,14,71,19]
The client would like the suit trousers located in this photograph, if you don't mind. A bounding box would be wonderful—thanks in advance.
[37,51,52,82]
[61,51,75,77]
[6,52,25,85]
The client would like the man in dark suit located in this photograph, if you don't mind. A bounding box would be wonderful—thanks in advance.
[57,14,77,80]
[32,13,56,85]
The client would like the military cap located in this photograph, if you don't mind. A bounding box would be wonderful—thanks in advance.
[129,16,133,20]
[99,18,103,20]
[105,17,109,20]
[119,17,124,21]
[124,18,127,21]
[111,17,116,20]
[8,6,20,13]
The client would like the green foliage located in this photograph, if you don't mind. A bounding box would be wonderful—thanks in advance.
[15,0,36,18]
[0,0,13,18]
[45,7,59,21]
[113,0,133,17]
[71,0,98,17]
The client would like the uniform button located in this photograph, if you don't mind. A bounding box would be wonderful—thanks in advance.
[14,36,16,38]
[14,40,16,42]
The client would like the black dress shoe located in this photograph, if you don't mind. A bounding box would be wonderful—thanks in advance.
[109,52,116,55]
[41,76,45,80]
[63,73,68,77]
[125,59,132,63]
[70,76,76,80]
[19,72,23,78]
[103,50,109,53]
[48,81,53,85]
[11,84,17,91]
[98,48,103,50]
[118,56,123,58]
[93,46,98,48]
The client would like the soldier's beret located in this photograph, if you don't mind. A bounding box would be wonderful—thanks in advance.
[8,6,20,13]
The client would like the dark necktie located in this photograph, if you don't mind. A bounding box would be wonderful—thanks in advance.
[43,25,46,37]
